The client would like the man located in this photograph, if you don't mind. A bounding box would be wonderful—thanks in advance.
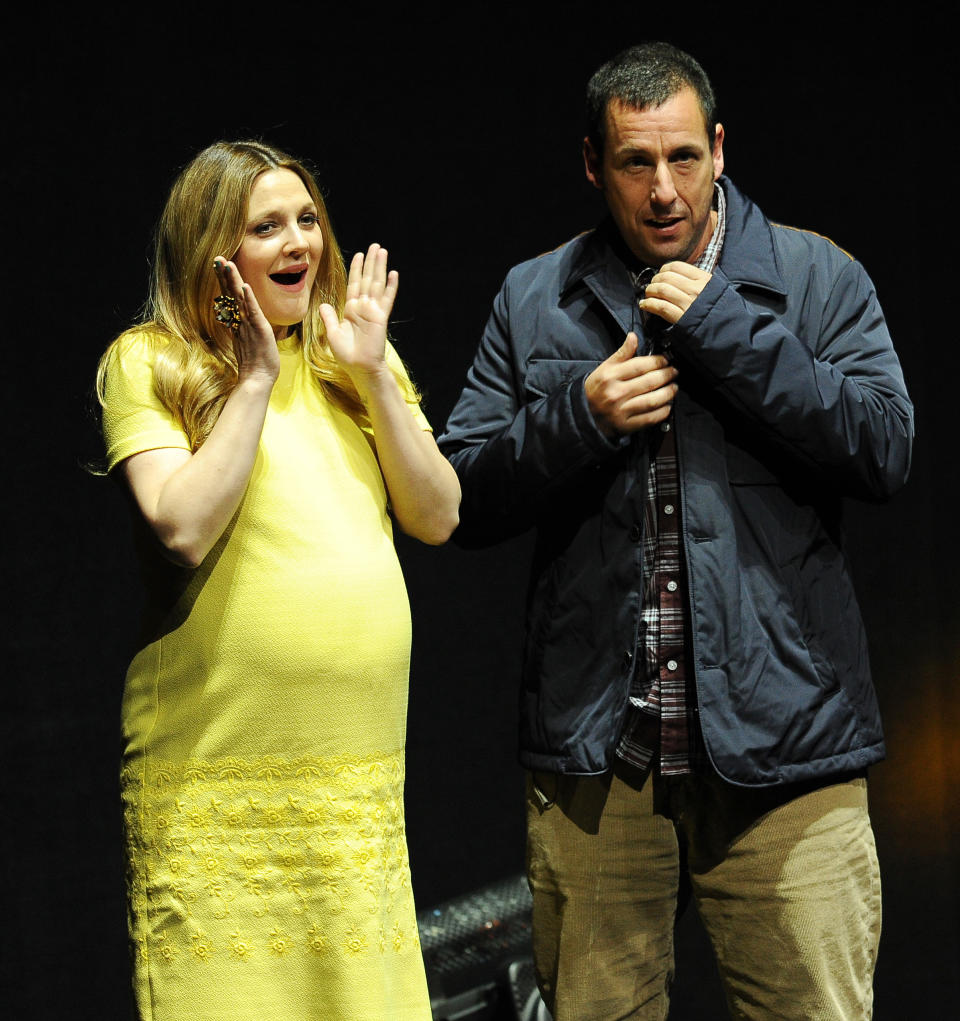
[438,42,913,1021]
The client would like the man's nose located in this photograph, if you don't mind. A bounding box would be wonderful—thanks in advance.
[650,162,677,206]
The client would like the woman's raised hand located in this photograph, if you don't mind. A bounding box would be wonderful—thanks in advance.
[319,244,398,384]
[213,258,281,384]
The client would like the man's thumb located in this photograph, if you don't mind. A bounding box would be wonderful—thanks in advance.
[612,332,639,361]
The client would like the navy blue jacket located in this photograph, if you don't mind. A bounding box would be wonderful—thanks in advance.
[438,178,913,785]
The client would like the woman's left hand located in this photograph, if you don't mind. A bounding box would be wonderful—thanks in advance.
[319,243,397,386]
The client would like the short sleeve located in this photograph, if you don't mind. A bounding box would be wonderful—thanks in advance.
[101,333,191,472]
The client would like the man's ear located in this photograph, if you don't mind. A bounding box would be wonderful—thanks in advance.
[712,123,725,180]
[583,137,604,190]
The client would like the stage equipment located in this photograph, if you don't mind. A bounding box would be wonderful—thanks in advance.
[418,873,552,1021]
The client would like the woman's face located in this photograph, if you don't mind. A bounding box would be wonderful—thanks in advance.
[232,168,324,339]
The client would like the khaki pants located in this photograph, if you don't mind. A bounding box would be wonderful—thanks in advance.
[526,762,881,1020]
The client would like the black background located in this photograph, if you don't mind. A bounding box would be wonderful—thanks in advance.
[3,4,957,1017]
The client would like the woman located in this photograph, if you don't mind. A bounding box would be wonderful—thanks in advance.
[97,140,460,1020]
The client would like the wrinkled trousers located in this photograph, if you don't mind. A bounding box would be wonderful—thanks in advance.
[526,762,881,1020]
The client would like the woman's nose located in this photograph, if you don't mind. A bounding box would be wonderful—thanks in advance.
[283,224,307,254]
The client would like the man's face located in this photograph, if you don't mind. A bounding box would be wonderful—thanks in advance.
[584,88,724,267]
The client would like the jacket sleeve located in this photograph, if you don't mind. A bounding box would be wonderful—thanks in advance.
[438,274,624,546]
[672,252,913,501]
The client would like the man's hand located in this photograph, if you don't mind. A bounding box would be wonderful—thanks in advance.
[585,333,679,437]
[639,261,712,324]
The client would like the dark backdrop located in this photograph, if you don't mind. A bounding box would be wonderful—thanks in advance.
[4,5,957,1018]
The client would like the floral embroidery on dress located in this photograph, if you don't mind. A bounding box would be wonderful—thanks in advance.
[230,931,254,960]
[122,751,421,967]
[191,929,215,961]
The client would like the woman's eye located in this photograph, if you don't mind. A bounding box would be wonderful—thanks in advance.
[299,213,318,226]
[254,222,276,235]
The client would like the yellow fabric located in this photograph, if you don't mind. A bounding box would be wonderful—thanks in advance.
[102,333,433,1021]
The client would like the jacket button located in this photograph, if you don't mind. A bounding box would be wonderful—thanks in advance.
[623,650,633,668]
[629,525,641,542]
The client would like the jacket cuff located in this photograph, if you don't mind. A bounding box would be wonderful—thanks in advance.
[676,268,730,338]
[569,372,631,456]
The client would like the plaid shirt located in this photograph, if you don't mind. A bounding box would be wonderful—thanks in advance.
[616,185,726,775]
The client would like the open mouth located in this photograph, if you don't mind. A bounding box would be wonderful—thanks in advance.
[269,269,307,285]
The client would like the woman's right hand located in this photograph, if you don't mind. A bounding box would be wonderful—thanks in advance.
[120,261,281,568]
[213,258,280,385]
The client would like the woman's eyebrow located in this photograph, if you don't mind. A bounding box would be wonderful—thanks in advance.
[246,202,317,225]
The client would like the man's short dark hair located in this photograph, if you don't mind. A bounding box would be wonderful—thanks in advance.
[586,42,717,154]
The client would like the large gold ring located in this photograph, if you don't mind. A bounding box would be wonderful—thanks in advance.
[213,294,242,332]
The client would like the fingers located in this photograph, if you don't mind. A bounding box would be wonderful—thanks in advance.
[345,251,365,302]
[640,263,712,324]
[618,380,678,425]
[347,243,391,294]
[213,258,247,331]
[383,267,399,309]
[608,332,640,363]
[585,343,679,437]
[214,257,247,297]
[318,302,339,337]
[588,375,679,436]
[613,365,679,399]
[360,243,382,294]
[213,258,267,327]
[606,374,679,433]
[602,344,673,381]
[658,260,709,280]
[211,258,276,381]
[361,244,395,306]
[344,243,399,320]
[644,281,696,306]
[638,294,686,325]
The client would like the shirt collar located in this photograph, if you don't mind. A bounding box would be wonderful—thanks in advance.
[695,182,726,274]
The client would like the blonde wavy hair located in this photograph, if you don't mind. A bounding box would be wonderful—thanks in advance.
[97,139,416,449]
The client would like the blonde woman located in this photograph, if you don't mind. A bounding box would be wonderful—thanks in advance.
[97,140,459,1020]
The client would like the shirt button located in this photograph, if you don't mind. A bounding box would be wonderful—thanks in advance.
[666,659,678,672]
[664,504,675,515]
[666,580,678,592]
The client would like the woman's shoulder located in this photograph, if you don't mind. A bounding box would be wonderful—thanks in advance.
[109,325,174,362]
[101,326,187,392]
[100,326,179,406]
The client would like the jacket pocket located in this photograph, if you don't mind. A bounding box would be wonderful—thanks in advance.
[524,358,598,399]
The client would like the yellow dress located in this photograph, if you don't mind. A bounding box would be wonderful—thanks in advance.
[101,333,433,1021]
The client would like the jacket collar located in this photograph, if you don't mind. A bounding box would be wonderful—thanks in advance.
[558,220,639,336]
[715,176,787,295]
[559,176,787,314]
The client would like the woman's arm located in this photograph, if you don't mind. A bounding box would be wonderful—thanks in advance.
[122,259,280,567]
[320,245,460,545]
